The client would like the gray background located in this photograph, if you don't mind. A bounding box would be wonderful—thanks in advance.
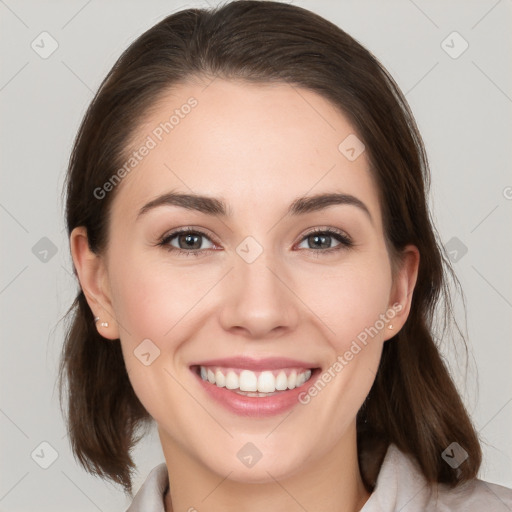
[1,0,511,510]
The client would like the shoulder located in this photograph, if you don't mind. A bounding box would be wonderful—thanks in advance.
[362,444,512,511]
[125,462,169,512]
[432,478,512,511]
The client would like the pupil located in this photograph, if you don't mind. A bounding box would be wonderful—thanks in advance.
[311,234,330,249]
[182,233,200,249]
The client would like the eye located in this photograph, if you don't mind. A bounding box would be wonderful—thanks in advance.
[296,228,353,254]
[157,227,216,257]
[156,226,353,257]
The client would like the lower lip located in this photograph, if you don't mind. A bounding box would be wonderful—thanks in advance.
[191,367,320,417]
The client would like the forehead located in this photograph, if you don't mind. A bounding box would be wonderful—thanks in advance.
[111,78,382,226]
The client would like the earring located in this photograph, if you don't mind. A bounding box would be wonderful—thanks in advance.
[388,324,393,330]
[94,317,109,328]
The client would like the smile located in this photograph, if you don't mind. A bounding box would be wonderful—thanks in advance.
[198,366,313,395]
[190,358,321,416]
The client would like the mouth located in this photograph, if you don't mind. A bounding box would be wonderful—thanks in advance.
[192,365,315,396]
[189,358,321,416]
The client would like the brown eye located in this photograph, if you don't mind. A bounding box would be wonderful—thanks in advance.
[175,232,203,250]
[296,228,353,253]
[158,228,216,256]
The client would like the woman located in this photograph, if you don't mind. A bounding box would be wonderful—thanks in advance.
[58,1,512,510]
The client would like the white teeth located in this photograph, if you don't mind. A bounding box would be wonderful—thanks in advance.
[225,371,238,390]
[215,369,225,387]
[257,371,275,393]
[287,370,297,389]
[198,366,313,393]
[275,371,288,391]
[239,370,258,392]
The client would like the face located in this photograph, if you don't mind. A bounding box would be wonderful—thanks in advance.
[76,78,416,483]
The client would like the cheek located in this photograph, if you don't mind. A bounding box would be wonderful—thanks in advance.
[293,258,391,422]
[296,257,393,347]
[108,249,212,343]
[297,301,387,455]
[107,251,223,412]
[106,250,179,382]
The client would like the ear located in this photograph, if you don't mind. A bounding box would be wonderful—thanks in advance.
[384,244,420,340]
[69,226,120,340]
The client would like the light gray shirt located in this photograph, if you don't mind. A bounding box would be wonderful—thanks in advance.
[126,444,512,511]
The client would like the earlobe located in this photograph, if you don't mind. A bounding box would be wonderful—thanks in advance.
[386,244,420,338]
[69,226,119,340]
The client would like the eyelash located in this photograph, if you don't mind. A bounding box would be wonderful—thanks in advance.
[156,226,353,258]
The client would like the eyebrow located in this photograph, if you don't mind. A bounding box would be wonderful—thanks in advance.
[137,190,373,224]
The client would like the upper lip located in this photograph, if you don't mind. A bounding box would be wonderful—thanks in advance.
[190,356,319,371]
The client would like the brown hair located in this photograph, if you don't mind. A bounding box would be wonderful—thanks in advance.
[58,0,481,498]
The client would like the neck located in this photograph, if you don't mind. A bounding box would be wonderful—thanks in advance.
[161,425,370,512]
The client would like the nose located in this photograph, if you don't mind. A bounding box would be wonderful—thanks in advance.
[218,248,300,339]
